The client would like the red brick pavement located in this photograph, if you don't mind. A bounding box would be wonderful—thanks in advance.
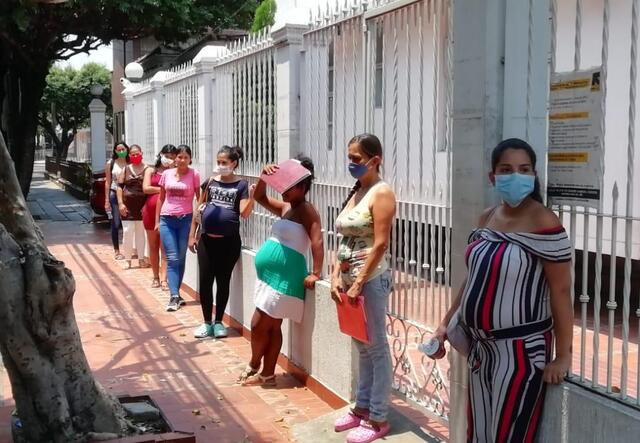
[0,211,334,442]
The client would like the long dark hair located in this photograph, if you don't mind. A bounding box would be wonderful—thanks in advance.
[341,133,383,209]
[491,138,543,203]
[218,145,244,169]
[111,141,130,162]
[155,144,177,169]
[175,144,193,165]
[295,154,314,194]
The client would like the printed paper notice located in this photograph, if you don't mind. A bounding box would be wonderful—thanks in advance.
[547,68,603,208]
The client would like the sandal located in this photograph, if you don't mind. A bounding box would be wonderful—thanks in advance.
[151,278,161,288]
[139,258,150,268]
[335,409,369,432]
[237,365,259,384]
[114,253,125,260]
[346,421,391,443]
[241,373,276,387]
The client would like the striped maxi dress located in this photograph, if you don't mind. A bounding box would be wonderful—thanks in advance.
[461,227,572,443]
[254,219,310,323]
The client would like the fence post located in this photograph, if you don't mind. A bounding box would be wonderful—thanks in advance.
[272,21,309,162]
[193,46,229,176]
[88,97,107,173]
[449,0,508,440]
[123,90,134,145]
[150,72,168,156]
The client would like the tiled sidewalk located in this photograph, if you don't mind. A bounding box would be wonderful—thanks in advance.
[0,169,334,442]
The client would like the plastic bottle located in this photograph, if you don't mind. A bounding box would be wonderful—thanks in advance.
[418,337,446,360]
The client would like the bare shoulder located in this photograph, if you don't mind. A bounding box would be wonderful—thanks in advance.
[531,201,562,229]
[373,183,396,205]
[478,206,497,228]
[301,201,321,220]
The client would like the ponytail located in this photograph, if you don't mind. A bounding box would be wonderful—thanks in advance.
[341,181,362,210]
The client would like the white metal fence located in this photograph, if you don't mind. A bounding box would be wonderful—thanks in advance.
[299,0,454,419]
[550,0,640,406]
[123,0,640,422]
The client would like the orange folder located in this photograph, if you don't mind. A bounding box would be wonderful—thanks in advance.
[336,293,370,344]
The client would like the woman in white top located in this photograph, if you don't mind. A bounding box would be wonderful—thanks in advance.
[332,134,396,443]
[104,142,129,259]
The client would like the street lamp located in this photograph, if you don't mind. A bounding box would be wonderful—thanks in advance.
[124,62,144,80]
[90,84,104,97]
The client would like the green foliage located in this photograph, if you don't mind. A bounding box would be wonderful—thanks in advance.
[0,1,258,58]
[252,0,276,33]
[38,63,112,157]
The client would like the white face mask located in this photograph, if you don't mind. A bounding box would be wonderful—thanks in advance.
[216,165,234,176]
[160,155,174,167]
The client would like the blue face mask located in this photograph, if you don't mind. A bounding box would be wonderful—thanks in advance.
[348,161,370,179]
[495,173,535,207]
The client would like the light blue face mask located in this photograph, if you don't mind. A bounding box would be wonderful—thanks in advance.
[495,173,535,207]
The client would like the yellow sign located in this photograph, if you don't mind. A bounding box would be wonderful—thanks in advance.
[548,152,589,163]
[549,112,590,120]
[550,78,591,91]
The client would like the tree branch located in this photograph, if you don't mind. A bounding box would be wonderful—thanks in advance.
[56,37,103,60]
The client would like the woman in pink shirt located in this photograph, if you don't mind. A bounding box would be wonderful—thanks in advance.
[155,144,201,311]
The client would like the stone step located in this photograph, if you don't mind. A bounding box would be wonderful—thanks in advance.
[291,406,442,443]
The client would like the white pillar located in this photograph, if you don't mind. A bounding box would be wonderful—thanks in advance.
[502,0,551,189]
[193,46,229,176]
[449,1,551,441]
[123,91,134,145]
[450,0,507,440]
[150,72,168,154]
[272,23,308,161]
[89,98,107,173]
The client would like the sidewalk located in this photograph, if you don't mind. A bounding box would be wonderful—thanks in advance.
[0,164,334,442]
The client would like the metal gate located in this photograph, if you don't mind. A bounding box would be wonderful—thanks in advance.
[301,0,455,421]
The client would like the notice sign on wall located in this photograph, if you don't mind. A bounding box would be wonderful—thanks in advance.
[547,68,603,208]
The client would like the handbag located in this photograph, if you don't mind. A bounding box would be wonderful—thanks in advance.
[194,177,212,226]
[446,308,471,357]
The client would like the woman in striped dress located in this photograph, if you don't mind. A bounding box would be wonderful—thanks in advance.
[436,138,573,442]
[238,156,324,386]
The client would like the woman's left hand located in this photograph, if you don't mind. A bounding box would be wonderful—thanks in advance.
[543,354,571,384]
[303,274,320,290]
[346,281,363,305]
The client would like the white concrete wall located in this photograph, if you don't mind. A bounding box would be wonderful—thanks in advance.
[539,383,640,442]
[183,248,358,401]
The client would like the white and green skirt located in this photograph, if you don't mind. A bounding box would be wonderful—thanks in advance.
[254,219,310,323]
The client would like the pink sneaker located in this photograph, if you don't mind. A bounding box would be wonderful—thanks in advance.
[346,421,391,443]
[334,410,368,432]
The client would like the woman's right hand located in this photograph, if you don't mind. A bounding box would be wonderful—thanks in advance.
[104,199,110,211]
[119,204,129,218]
[154,222,160,232]
[188,236,198,253]
[434,323,447,345]
[262,164,279,175]
[330,277,343,304]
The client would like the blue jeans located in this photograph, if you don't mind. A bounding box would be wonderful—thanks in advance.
[159,214,192,296]
[354,270,393,422]
[109,190,122,250]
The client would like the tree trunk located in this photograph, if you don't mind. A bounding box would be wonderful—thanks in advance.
[0,130,132,442]
[3,64,49,198]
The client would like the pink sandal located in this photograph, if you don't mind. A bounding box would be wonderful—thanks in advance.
[335,410,369,432]
[346,421,391,443]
